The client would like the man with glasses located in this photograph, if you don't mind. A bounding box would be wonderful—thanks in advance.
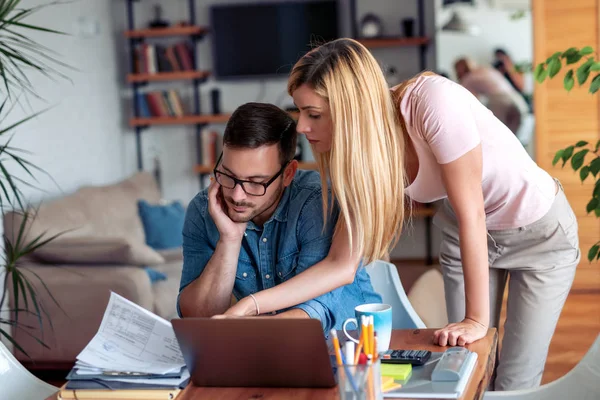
[177,102,380,332]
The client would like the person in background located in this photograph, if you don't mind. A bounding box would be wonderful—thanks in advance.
[177,102,380,333]
[454,57,529,135]
[493,48,532,112]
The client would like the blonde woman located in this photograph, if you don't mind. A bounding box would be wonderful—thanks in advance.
[223,38,579,391]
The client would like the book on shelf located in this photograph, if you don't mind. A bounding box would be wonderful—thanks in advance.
[134,41,194,74]
[201,128,222,167]
[136,89,185,118]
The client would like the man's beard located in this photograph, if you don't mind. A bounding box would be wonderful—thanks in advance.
[225,183,284,223]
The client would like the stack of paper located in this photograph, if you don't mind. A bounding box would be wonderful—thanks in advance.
[59,292,189,399]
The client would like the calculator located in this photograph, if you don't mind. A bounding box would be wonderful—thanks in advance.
[381,349,432,366]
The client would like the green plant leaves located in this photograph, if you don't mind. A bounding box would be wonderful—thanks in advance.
[590,157,600,177]
[561,145,575,166]
[587,198,599,213]
[564,69,575,91]
[552,149,564,166]
[581,166,591,182]
[534,63,547,83]
[571,149,589,170]
[548,57,562,78]
[577,58,595,85]
[581,46,594,55]
[590,74,600,94]
[589,243,600,262]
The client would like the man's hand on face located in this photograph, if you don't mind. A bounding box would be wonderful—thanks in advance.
[208,179,247,243]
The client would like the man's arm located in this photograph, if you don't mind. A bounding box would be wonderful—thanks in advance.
[179,238,242,317]
[178,182,247,317]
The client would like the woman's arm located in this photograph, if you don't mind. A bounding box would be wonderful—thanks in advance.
[434,144,490,346]
[223,220,361,316]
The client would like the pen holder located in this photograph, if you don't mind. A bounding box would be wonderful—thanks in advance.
[337,359,383,400]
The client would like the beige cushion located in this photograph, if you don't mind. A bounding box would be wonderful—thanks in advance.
[3,172,161,249]
[407,267,448,329]
[33,236,165,266]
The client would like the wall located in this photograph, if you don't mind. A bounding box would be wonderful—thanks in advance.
[5,0,130,204]
[435,0,533,92]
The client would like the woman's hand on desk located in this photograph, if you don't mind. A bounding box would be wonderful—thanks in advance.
[221,296,256,317]
[433,318,488,347]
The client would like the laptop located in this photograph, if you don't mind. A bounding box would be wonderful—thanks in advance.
[171,317,337,388]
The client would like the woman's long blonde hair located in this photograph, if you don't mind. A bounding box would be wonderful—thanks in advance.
[287,38,407,265]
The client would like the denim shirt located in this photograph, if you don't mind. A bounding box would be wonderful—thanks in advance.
[178,170,381,332]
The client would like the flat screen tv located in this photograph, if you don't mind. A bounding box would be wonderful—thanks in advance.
[210,1,339,80]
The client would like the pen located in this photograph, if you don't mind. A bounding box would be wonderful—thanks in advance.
[344,340,355,366]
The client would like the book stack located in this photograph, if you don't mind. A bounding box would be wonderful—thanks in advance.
[134,41,195,74]
[58,292,189,400]
[136,90,185,118]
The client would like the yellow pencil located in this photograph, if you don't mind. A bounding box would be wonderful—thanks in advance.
[361,315,370,357]
[368,315,375,359]
[330,329,343,366]
[354,335,364,365]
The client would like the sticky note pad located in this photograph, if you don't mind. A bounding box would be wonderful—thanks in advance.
[381,363,412,380]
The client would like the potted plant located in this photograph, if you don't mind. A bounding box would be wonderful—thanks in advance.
[534,46,600,262]
[0,0,69,356]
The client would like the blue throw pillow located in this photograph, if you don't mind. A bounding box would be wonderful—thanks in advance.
[138,199,185,250]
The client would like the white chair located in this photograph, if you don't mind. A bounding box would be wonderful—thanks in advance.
[483,334,600,400]
[365,260,427,329]
[0,341,59,400]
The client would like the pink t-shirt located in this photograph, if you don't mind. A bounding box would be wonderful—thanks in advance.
[396,74,555,230]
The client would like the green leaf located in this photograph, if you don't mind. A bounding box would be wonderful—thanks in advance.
[553,149,564,166]
[576,140,589,147]
[548,57,562,78]
[588,244,600,262]
[571,149,589,170]
[564,69,575,91]
[591,157,600,176]
[534,63,547,83]
[581,166,591,182]
[562,47,579,57]
[587,198,599,213]
[546,51,562,63]
[577,58,595,85]
[581,46,594,55]
[591,62,600,71]
[565,52,583,65]
[596,140,600,152]
[594,179,600,198]
[0,328,29,358]
[561,146,575,166]
[596,207,600,217]
[590,74,600,94]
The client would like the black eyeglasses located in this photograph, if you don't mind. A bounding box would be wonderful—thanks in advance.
[212,153,290,196]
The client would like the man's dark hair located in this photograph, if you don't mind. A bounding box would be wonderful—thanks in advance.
[223,102,297,165]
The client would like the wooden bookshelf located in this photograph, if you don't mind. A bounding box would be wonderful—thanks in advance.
[194,165,213,174]
[127,71,210,83]
[130,111,300,127]
[124,26,208,38]
[130,114,231,127]
[359,37,429,49]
